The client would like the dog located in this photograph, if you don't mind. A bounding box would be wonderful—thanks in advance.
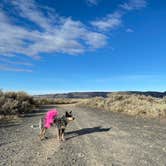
[54,111,75,141]
[39,110,75,141]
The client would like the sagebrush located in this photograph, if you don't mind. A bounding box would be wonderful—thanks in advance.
[0,90,36,115]
[35,97,79,105]
[77,93,166,118]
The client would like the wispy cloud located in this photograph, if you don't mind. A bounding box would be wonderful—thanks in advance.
[0,0,147,72]
[126,28,134,33]
[0,57,33,66]
[120,0,147,11]
[0,65,32,72]
[91,11,123,31]
[87,0,98,6]
[12,0,54,30]
[0,0,107,59]
[91,0,147,31]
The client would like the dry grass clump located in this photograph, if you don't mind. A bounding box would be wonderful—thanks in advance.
[78,93,166,118]
[35,97,82,105]
[34,98,56,105]
[54,98,83,104]
[0,90,36,116]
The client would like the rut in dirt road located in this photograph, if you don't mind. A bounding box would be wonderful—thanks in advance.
[0,105,166,166]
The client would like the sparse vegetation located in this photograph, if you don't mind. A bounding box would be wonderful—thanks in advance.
[0,90,85,120]
[34,97,81,105]
[0,90,36,117]
[1,90,166,119]
[77,93,166,118]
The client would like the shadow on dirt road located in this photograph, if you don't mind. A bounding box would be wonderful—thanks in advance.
[65,126,111,140]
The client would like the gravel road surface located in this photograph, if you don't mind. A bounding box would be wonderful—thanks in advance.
[0,105,166,166]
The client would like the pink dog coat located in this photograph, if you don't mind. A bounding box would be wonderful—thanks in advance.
[44,109,59,128]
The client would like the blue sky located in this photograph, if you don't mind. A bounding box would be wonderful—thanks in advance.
[0,0,166,94]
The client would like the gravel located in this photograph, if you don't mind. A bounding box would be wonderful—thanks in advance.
[0,105,166,166]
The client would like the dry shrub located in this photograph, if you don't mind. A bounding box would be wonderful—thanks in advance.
[54,98,79,104]
[35,97,81,105]
[78,93,166,118]
[34,98,56,105]
[0,90,36,115]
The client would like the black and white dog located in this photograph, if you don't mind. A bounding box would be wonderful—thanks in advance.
[39,111,75,141]
[54,111,75,141]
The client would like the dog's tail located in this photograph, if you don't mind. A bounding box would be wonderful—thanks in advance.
[31,118,44,129]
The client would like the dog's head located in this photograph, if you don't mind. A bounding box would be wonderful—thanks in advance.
[65,111,75,122]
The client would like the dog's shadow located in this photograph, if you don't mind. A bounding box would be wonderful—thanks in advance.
[65,126,111,140]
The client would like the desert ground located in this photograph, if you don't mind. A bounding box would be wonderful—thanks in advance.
[0,104,166,166]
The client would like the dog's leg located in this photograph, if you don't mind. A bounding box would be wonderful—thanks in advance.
[61,128,65,141]
[42,127,46,139]
[39,127,46,140]
[39,127,44,139]
[39,128,44,140]
[56,127,59,140]
[58,129,61,141]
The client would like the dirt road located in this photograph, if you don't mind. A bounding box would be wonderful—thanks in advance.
[0,105,166,166]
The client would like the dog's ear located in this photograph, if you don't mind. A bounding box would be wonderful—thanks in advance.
[65,111,68,116]
[69,111,72,114]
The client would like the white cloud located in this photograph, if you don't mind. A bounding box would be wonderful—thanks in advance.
[84,31,107,48]
[91,11,122,31]
[11,0,53,30]
[126,28,134,32]
[87,0,98,6]
[0,0,107,60]
[0,0,147,72]
[91,0,147,31]
[0,65,32,72]
[120,0,147,11]
[0,57,33,66]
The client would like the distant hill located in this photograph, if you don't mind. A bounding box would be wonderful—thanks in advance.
[34,91,166,99]
[34,92,108,98]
